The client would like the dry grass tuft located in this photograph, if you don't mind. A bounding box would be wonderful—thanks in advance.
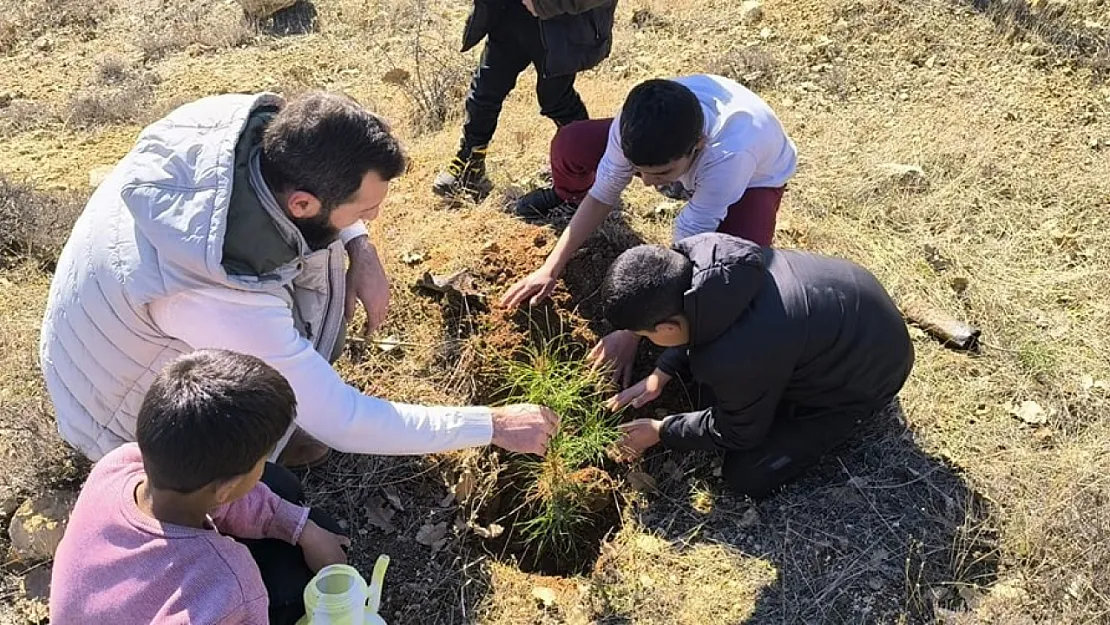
[0,0,114,53]
[65,55,158,129]
[0,177,85,267]
[588,525,777,624]
[137,0,254,61]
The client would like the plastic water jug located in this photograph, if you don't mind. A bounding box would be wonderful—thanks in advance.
[295,555,390,625]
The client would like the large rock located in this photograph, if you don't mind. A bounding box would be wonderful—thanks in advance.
[235,0,297,18]
[8,491,78,561]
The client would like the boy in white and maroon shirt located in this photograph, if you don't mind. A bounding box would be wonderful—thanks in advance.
[503,74,797,386]
[50,350,349,625]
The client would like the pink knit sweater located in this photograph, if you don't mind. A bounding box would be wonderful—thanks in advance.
[50,444,310,624]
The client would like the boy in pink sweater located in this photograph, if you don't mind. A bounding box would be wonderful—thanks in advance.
[50,349,350,624]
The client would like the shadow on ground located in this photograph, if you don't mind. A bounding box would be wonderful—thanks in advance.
[595,403,1000,623]
[254,0,318,37]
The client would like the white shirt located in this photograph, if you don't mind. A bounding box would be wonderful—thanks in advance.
[147,222,494,456]
[589,74,797,241]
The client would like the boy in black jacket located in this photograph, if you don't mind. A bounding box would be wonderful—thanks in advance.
[602,233,914,498]
[433,0,617,201]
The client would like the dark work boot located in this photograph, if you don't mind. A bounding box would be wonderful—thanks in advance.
[513,186,574,220]
[433,145,494,202]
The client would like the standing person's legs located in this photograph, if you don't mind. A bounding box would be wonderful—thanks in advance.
[716,186,786,246]
[459,35,533,154]
[535,73,588,128]
[239,464,347,625]
[435,30,532,199]
[721,405,866,499]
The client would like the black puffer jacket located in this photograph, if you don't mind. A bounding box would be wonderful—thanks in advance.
[656,233,915,452]
[462,0,617,77]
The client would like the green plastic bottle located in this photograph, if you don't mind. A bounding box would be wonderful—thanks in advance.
[296,555,390,625]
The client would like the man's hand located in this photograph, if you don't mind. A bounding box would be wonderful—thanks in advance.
[490,404,561,455]
[500,267,559,309]
[607,368,672,411]
[298,519,351,573]
[522,0,538,16]
[345,235,390,335]
[589,330,642,388]
[613,419,663,462]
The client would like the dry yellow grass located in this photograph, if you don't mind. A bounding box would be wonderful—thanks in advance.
[1,0,1109,622]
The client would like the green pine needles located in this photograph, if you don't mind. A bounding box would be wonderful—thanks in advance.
[498,336,624,561]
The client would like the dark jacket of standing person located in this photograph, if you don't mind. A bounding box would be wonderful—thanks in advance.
[462,0,617,77]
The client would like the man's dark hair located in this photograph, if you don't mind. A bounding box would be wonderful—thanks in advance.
[619,79,704,167]
[601,245,693,331]
[261,92,406,211]
[136,350,296,493]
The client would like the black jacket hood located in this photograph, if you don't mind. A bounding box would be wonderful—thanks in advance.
[674,233,767,346]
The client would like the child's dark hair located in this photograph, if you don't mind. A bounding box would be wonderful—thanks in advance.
[619,79,704,167]
[136,350,296,493]
[601,245,693,331]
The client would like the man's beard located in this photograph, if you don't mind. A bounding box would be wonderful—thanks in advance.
[291,210,340,251]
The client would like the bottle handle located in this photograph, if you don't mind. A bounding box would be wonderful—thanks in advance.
[367,555,390,613]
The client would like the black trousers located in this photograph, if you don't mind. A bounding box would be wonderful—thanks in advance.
[237,464,345,625]
[460,3,588,152]
[720,403,870,499]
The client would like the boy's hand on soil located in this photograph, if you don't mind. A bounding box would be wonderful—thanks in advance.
[298,519,351,573]
[491,404,561,455]
[500,268,558,309]
[589,330,641,389]
[607,368,672,411]
[613,419,663,462]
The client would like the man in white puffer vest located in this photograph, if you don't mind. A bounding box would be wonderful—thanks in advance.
[40,91,559,465]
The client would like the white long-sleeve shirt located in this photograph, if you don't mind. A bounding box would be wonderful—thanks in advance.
[147,223,494,456]
[589,74,797,241]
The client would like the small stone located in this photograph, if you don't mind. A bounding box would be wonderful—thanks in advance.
[481,240,499,254]
[89,164,114,189]
[868,577,884,591]
[531,586,557,608]
[235,0,297,18]
[0,92,12,108]
[759,27,774,39]
[21,564,52,602]
[989,578,1029,602]
[740,1,763,24]
[739,507,760,528]
[832,18,849,33]
[8,491,78,561]
[1010,400,1047,425]
[32,36,53,52]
